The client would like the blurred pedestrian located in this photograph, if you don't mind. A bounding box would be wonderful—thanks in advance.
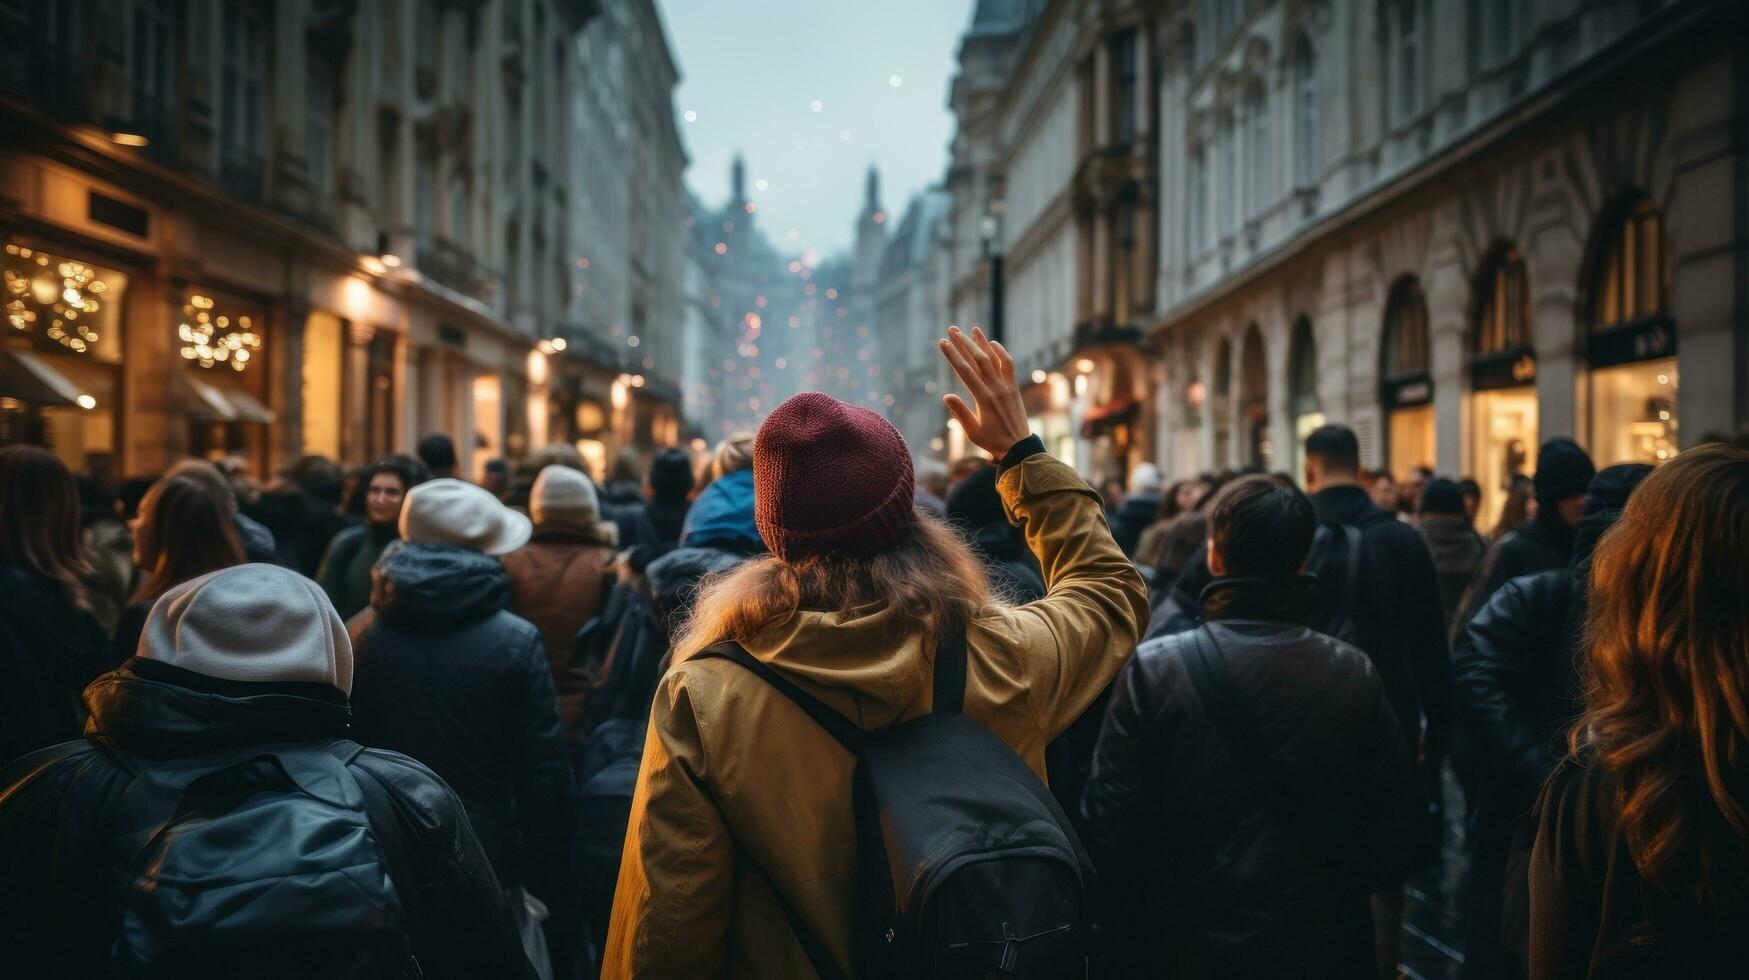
[245,455,354,575]
[1082,475,1428,978]
[0,564,535,978]
[315,454,429,621]
[1458,477,1483,527]
[1108,462,1164,559]
[166,458,278,563]
[1369,469,1402,515]
[0,446,109,766]
[1418,477,1489,633]
[1490,474,1535,540]
[1460,439,1596,630]
[603,327,1147,978]
[1455,463,1652,979]
[77,475,133,636]
[416,433,459,481]
[610,447,696,556]
[349,478,570,977]
[483,457,510,498]
[1529,444,1749,978]
[1134,476,1211,568]
[501,465,619,734]
[914,458,950,516]
[600,448,643,507]
[113,468,246,664]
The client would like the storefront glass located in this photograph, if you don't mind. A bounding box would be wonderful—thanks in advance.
[1589,358,1677,466]
[1470,386,1538,529]
[1,242,127,474]
[180,291,270,466]
[1387,404,1436,481]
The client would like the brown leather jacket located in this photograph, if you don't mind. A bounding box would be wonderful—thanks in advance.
[602,450,1148,978]
[500,521,617,733]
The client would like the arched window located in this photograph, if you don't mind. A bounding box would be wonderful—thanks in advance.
[1381,277,1435,479]
[1213,336,1233,464]
[1589,195,1667,332]
[1293,32,1318,188]
[1584,193,1677,466]
[1246,79,1268,218]
[1239,324,1270,467]
[1473,244,1531,358]
[1289,316,1323,483]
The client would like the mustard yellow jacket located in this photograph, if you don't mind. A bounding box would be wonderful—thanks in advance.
[601,451,1149,978]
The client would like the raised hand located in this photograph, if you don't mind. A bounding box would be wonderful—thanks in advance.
[937,326,1031,458]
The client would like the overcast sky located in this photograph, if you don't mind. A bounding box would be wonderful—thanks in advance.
[658,0,973,257]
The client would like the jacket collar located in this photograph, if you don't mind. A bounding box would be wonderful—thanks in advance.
[84,658,350,758]
[1198,575,1311,625]
[1309,484,1387,526]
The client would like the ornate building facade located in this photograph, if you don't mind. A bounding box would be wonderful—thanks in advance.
[0,0,688,482]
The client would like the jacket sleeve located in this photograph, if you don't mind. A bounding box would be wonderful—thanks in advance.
[991,444,1150,740]
[509,627,576,904]
[0,746,119,978]
[1454,578,1557,793]
[602,670,735,980]
[356,753,537,980]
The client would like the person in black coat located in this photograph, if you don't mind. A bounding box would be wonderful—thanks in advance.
[1081,475,1427,979]
[945,465,1046,603]
[0,446,110,767]
[347,480,571,974]
[1455,437,1595,630]
[0,563,531,978]
[1452,463,1651,979]
[1106,463,1164,560]
[1417,477,1490,635]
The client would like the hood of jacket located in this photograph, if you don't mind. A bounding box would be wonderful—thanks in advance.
[680,469,761,550]
[1421,518,1486,575]
[371,541,510,630]
[1199,575,1311,625]
[84,657,350,758]
[646,545,748,623]
[729,601,937,731]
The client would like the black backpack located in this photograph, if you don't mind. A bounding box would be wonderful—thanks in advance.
[102,738,426,978]
[703,631,1093,979]
[1302,522,1364,648]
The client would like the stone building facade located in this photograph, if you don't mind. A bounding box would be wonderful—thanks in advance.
[0,0,688,482]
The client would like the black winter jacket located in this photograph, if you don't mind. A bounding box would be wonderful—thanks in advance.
[1107,493,1160,559]
[968,519,1046,603]
[1456,509,1576,630]
[0,658,532,979]
[0,565,109,767]
[1081,577,1427,978]
[349,543,573,898]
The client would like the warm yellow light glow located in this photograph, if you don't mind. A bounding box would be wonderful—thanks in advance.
[550,337,567,351]
[76,394,96,410]
[110,132,149,147]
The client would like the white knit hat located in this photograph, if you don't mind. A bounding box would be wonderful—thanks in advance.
[140,563,354,694]
[400,477,532,555]
[530,465,601,527]
[1128,462,1164,495]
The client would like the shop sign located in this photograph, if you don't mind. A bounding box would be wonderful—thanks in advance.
[1588,317,1676,369]
[1380,374,1432,409]
[1471,350,1537,391]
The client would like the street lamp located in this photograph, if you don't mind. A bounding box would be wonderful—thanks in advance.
[980,210,1005,346]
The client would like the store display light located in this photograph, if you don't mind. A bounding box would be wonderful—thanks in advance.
[4,244,106,353]
[178,293,261,372]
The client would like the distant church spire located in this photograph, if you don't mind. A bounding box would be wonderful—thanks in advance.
[864,165,880,213]
[731,154,746,206]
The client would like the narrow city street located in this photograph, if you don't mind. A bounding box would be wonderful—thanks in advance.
[1,1,1747,978]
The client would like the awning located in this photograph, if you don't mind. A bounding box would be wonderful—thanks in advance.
[1080,395,1138,438]
[180,372,276,424]
[0,350,91,407]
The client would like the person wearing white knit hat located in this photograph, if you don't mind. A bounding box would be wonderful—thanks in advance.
[354,476,571,978]
[0,562,535,978]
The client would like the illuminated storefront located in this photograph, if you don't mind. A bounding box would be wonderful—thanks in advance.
[1379,276,1435,481]
[0,242,124,475]
[1583,194,1677,466]
[1468,245,1538,528]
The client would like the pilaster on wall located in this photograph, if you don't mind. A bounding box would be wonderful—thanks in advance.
[272,301,310,473]
[121,278,184,477]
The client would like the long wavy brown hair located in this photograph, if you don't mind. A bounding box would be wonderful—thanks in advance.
[1574,443,1749,903]
[131,470,245,605]
[673,511,995,664]
[0,444,94,608]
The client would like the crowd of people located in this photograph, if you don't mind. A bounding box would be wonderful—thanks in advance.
[0,324,1745,979]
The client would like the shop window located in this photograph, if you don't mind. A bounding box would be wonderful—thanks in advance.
[1239,325,1269,469]
[180,290,270,466]
[1380,276,1435,480]
[1584,194,1676,466]
[219,1,266,198]
[301,311,343,459]
[1469,245,1536,527]
[306,53,336,193]
[0,243,126,473]
[130,0,174,150]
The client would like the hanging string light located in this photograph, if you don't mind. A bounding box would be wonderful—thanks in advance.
[3,244,107,353]
[178,293,261,372]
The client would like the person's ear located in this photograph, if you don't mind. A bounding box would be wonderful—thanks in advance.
[1207,539,1226,577]
[1303,459,1317,492]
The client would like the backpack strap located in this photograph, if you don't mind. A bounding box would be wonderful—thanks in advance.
[931,628,967,716]
[698,643,865,753]
[1340,524,1362,610]
[324,741,429,947]
[1181,627,1272,777]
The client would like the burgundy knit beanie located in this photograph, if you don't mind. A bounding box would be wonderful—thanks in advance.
[754,392,916,561]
